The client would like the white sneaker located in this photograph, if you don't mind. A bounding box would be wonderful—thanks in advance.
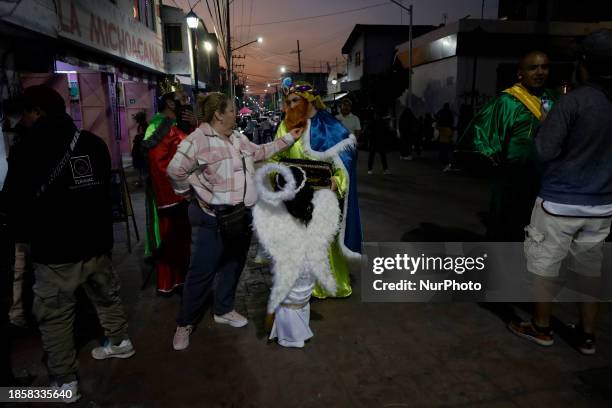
[91,339,136,360]
[367,170,374,175]
[214,310,248,328]
[9,316,29,329]
[173,325,193,351]
[384,170,392,175]
[51,381,81,404]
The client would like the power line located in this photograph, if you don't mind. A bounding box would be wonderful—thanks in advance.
[300,23,355,54]
[246,0,254,42]
[238,72,281,79]
[232,0,237,43]
[244,44,325,65]
[239,0,244,42]
[236,2,391,28]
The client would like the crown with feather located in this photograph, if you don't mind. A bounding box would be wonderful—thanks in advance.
[281,77,326,109]
[159,76,183,96]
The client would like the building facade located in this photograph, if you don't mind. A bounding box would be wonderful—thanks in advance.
[340,24,436,93]
[161,5,221,95]
[0,0,165,166]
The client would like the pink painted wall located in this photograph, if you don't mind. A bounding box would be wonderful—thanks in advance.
[78,72,115,153]
[21,72,155,169]
[120,81,155,157]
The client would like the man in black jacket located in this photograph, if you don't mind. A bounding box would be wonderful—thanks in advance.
[7,85,135,402]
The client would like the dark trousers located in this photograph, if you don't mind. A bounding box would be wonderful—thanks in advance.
[177,203,252,326]
[439,142,452,165]
[368,146,388,171]
[487,165,540,242]
[400,132,421,157]
[1,225,14,385]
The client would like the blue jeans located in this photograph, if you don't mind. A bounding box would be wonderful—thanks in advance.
[177,202,252,326]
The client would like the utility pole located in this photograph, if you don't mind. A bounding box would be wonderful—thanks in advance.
[390,1,413,108]
[226,0,232,99]
[192,28,199,94]
[233,55,245,76]
[297,40,302,73]
[481,0,485,19]
[275,84,279,112]
[408,5,413,108]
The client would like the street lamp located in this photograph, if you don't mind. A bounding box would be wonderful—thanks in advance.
[186,11,198,29]
[203,40,214,83]
[280,66,286,73]
[332,79,338,85]
[231,37,264,52]
[186,10,200,95]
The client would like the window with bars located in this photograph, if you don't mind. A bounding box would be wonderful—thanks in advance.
[164,24,183,52]
[149,0,156,32]
[134,0,157,32]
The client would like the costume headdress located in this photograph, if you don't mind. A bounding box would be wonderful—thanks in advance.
[159,76,183,96]
[281,77,326,110]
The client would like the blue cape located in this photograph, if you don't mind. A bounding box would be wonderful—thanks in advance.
[310,110,362,255]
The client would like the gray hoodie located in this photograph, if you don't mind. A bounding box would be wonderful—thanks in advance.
[536,83,612,206]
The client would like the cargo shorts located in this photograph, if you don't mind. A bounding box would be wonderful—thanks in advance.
[524,198,612,279]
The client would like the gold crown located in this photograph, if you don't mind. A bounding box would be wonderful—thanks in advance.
[159,76,183,96]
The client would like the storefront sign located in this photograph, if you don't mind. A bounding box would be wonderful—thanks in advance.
[57,0,164,72]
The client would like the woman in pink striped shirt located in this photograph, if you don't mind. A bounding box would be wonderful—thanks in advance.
[167,92,302,351]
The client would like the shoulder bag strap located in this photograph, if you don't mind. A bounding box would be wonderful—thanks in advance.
[35,129,82,199]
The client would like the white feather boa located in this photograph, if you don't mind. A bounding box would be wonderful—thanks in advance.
[253,164,340,314]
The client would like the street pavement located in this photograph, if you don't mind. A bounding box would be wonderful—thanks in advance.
[9,151,612,408]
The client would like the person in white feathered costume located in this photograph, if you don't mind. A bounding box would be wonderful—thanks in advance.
[253,163,340,348]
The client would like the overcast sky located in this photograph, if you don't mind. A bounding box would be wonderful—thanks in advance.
[171,0,499,93]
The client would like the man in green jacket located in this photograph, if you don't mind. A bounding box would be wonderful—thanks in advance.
[457,51,556,241]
